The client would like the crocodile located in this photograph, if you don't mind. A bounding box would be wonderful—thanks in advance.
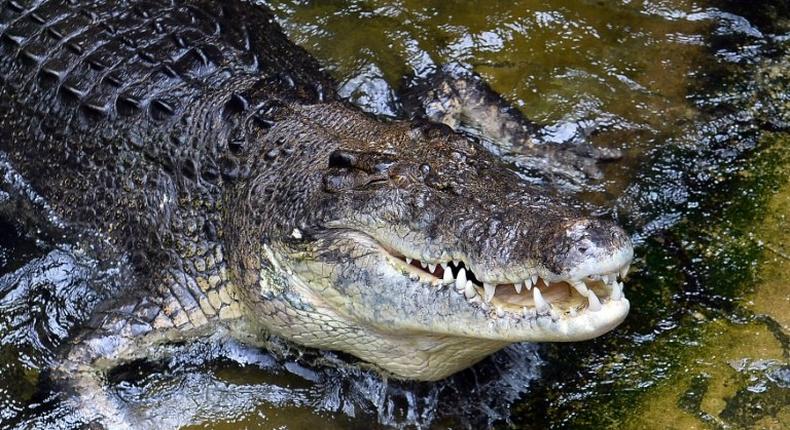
[0,0,633,424]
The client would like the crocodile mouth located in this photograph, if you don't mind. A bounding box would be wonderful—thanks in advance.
[383,250,630,322]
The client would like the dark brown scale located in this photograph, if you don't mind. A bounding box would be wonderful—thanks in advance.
[28,11,47,24]
[19,42,46,66]
[222,93,250,118]
[46,12,91,41]
[5,1,25,13]
[85,54,108,71]
[4,19,35,46]
[39,57,68,81]
[150,98,177,120]
[80,99,109,120]
[59,79,87,103]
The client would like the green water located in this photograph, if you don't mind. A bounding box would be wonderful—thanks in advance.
[1,0,788,429]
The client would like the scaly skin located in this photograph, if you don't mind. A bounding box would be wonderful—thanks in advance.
[0,0,633,395]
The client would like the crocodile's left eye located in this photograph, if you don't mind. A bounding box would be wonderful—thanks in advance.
[323,149,393,192]
[323,168,389,192]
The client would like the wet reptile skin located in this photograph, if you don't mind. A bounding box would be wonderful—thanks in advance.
[0,0,632,391]
[0,0,333,327]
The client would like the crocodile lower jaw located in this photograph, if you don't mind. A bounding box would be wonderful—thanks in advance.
[382,250,631,340]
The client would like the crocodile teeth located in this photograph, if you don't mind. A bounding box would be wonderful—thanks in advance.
[443,267,454,284]
[483,283,495,303]
[393,252,628,320]
[620,264,630,279]
[611,281,623,301]
[455,268,467,291]
[464,280,477,300]
[571,280,589,296]
[533,287,549,313]
[588,290,602,311]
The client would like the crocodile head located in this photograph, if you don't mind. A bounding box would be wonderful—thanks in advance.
[231,118,632,381]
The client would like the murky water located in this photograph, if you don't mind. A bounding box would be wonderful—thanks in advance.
[1,0,788,429]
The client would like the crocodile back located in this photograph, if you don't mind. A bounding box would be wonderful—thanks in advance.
[0,0,334,261]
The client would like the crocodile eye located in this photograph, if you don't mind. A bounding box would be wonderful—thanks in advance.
[327,149,396,173]
[328,149,356,169]
[363,175,388,187]
[323,169,388,192]
[323,149,393,192]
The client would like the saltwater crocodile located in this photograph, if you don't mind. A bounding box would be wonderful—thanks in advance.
[0,0,632,424]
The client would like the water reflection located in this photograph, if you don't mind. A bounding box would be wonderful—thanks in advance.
[100,340,540,429]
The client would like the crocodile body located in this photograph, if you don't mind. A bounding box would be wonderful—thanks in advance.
[0,0,331,330]
[0,1,334,326]
[0,1,633,425]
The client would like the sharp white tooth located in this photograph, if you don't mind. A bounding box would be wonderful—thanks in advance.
[420,260,427,269]
[453,260,460,267]
[483,283,496,303]
[571,281,589,296]
[464,280,477,300]
[588,290,602,311]
[496,306,505,318]
[455,268,467,291]
[514,281,522,294]
[405,257,412,265]
[440,262,448,270]
[531,274,539,286]
[428,263,436,273]
[620,264,630,279]
[443,267,454,284]
[611,281,623,301]
[533,287,549,313]
[525,278,533,290]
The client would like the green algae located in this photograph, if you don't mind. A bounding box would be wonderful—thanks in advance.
[506,131,789,429]
[625,131,790,429]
